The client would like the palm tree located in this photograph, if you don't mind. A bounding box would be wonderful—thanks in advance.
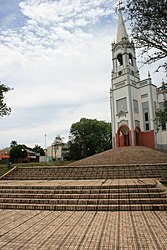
[10,140,17,148]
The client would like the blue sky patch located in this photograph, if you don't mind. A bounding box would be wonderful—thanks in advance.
[0,0,28,29]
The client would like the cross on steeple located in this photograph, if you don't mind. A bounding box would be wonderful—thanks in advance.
[117,1,124,11]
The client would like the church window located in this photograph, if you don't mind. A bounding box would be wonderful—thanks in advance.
[129,53,133,66]
[117,97,127,113]
[117,54,123,67]
[142,102,150,131]
[141,94,148,99]
[159,102,166,130]
[159,102,164,111]
[135,120,140,127]
[144,112,149,122]
[133,99,139,113]
[154,102,157,112]
[145,123,149,130]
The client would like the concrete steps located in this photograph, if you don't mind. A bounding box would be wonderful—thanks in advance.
[1,146,167,212]
[0,181,166,211]
[0,203,166,211]
[1,164,166,180]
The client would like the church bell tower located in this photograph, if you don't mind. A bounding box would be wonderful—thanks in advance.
[110,5,157,148]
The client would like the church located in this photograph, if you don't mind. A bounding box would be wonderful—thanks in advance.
[110,7,167,150]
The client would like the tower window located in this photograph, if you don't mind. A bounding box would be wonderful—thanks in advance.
[144,112,149,122]
[117,54,123,67]
[117,97,127,113]
[133,99,139,113]
[129,53,133,66]
[142,102,150,131]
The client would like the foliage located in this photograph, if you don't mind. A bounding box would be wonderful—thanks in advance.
[9,144,27,163]
[10,140,17,148]
[126,0,167,71]
[68,118,112,160]
[155,100,167,130]
[0,83,12,117]
[9,142,45,163]
[32,145,45,156]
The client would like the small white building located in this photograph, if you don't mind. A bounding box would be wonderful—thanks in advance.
[46,143,69,161]
[110,8,160,149]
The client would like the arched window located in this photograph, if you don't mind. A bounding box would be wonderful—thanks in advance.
[117,54,123,67]
[129,53,133,66]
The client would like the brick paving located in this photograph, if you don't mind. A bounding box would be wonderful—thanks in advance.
[0,209,167,249]
[0,179,167,249]
[0,146,167,249]
[68,146,167,166]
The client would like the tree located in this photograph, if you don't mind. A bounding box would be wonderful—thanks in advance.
[32,145,45,156]
[0,83,12,117]
[68,118,112,160]
[9,144,27,163]
[10,140,17,148]
[155,100,167,130]
[126,0,167,71]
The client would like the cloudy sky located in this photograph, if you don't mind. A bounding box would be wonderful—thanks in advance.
[0,0,166,149]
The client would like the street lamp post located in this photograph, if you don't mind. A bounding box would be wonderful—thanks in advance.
[45,134,47,161]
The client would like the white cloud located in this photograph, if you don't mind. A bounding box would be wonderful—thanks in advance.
[0,0,114,148]
[0,0,165,149]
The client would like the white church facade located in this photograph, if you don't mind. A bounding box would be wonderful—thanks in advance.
[110,8,166,149]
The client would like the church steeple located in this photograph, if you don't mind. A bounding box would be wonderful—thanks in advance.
[110,1,157,149]
[116,7,129,43]
[111,2,140,82]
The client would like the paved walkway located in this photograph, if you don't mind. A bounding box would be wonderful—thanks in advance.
[0,179,167,249]
[0,178,157,187]
[0,209,167,249]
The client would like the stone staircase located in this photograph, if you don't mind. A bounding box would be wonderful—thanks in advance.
[0,180,166,211]
[1,164,166,180]
[1,146,167,211]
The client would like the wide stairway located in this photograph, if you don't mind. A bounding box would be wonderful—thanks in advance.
[0,146,167,211]
[0,179,167,211]
[1,164,166,180]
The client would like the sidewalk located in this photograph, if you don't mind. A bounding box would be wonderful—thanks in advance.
[0,209,167,249]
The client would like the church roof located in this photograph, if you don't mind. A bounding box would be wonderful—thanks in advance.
[116,9,129,43]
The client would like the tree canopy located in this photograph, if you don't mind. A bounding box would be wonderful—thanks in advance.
[32,145,45,156]
[126,0,167,71]
[9,142,45,163]
[0,83,12,117]
[9,144,27,163]
[155,100,167,130]
[68,118,112,160]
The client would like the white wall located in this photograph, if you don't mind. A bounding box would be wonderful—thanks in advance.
[157,130,167,150]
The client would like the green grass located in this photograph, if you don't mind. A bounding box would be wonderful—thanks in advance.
[0,165,10,177]
[162,182,167,187]
[0,161,73,177]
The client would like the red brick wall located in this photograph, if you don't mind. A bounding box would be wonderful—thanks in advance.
[141,130,155,149]
[116,128,132,147]
[116,129,155,148]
